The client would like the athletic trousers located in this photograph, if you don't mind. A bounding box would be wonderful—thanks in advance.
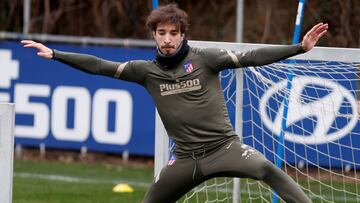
[142,137,311,203]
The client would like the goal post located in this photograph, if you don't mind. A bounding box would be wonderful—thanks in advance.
[155,41,360,202]
[0,103,15,203]
[154,110,169,175]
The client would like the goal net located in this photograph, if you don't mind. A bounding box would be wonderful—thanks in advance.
[0,103,15,203]
[155,41,360,203]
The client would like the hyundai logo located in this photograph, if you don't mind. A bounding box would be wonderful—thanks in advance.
[259,76,358,144]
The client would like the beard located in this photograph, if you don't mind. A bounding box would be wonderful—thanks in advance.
[160,45,176,55]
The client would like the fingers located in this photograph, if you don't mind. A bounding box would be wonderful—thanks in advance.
[37,52,46,57]
[21,40,35,44]
[23,44,36,48]
[21,39,53,59]
[317,29,327,39]
[309,23,328,36]
[38,52,53,59]
[21,40,47,49]
[21,40,48,51]
[306,23,324,35]
[21,40,39,48]
[304,23,328,42]
[312,22,324,30]
[21,40,36,46]
[315,23,328,35]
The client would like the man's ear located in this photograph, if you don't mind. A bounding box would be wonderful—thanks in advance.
[181,33,185,40]
[152,31,156,38]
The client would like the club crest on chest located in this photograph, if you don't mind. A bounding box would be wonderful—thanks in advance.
[183,60,194,73]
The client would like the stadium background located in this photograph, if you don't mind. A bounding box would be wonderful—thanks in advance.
[1,1,360,203]
[1,0,360,47]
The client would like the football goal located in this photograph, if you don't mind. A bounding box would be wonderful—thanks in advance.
[155,41,360,203]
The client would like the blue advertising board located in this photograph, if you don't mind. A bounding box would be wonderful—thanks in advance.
[0,40,156,156]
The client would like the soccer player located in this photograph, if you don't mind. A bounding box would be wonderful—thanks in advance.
[22,4,328,203]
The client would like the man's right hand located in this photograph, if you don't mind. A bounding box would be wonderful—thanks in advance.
[21,40,53,59]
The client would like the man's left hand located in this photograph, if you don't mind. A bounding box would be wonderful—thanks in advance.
[301,23,328,52]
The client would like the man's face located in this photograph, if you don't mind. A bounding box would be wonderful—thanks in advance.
[153,23,184,55]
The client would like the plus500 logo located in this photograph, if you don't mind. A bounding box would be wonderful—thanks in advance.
[14,84,133,145]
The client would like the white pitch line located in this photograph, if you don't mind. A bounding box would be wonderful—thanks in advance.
[14,172,150,188]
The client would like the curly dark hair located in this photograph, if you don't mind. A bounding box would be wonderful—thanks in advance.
[146,4,189,34]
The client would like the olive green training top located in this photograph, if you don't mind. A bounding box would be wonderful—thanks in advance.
[53,44,305,156]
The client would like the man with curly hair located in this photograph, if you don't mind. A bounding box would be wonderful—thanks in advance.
[22,4,328,203]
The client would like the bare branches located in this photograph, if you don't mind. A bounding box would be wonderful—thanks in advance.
[1,0,359,48]
[260,1,272,44]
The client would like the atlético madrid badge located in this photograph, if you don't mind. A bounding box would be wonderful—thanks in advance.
[167,155,176,166]
[183,61,194,73]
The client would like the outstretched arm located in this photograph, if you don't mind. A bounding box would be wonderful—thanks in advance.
[21,40,148,84]
[201,23,328,72]
[242,22,328,66]
[21,40,120,76]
